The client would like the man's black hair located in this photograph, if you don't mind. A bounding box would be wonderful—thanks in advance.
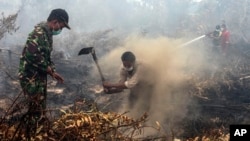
[121,51,136,62]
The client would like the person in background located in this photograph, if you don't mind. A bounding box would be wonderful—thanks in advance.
[18,8,70,131]
[206,25,222,53]
[220,24,230,56]
[102,51,154,118]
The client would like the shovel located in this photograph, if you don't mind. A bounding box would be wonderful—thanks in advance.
[78,47,105,82]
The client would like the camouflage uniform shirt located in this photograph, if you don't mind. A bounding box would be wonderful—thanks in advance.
[18,22,55,96]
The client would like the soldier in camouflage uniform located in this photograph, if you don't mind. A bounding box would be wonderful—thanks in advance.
[18,9,70,123]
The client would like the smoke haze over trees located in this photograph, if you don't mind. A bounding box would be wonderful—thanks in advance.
[1,0,250,140]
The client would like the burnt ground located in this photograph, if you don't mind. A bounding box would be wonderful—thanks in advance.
[178,42,250,140]
[1,42,250,140]
[0,49,126,117]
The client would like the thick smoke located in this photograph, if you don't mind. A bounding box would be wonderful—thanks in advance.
[1,0,217,135]
[95,35,212,135]
[0,0,198,49]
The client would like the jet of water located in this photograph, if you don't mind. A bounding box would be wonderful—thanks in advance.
[180,35,206,47]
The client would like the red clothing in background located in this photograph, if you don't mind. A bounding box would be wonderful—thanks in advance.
[221,29,230,55]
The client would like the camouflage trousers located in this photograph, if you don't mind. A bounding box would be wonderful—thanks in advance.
[20,77,47,121]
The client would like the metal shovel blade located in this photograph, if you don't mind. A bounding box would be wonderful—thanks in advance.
[78,47,94,55]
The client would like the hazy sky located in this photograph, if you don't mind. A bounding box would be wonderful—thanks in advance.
[0,0,203,47]
[0,0,202,31]
[1,0,21,14]
[0,0,152,46]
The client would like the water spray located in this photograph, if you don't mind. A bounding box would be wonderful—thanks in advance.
[179,35,206,47]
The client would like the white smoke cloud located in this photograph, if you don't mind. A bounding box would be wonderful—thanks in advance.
[0,0,196,47]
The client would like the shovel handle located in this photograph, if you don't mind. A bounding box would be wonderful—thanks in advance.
[92,53,105,82]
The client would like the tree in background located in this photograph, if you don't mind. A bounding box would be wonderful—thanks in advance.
[0,12,19,41]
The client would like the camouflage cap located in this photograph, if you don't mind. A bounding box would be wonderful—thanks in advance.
[50,8,71,29]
